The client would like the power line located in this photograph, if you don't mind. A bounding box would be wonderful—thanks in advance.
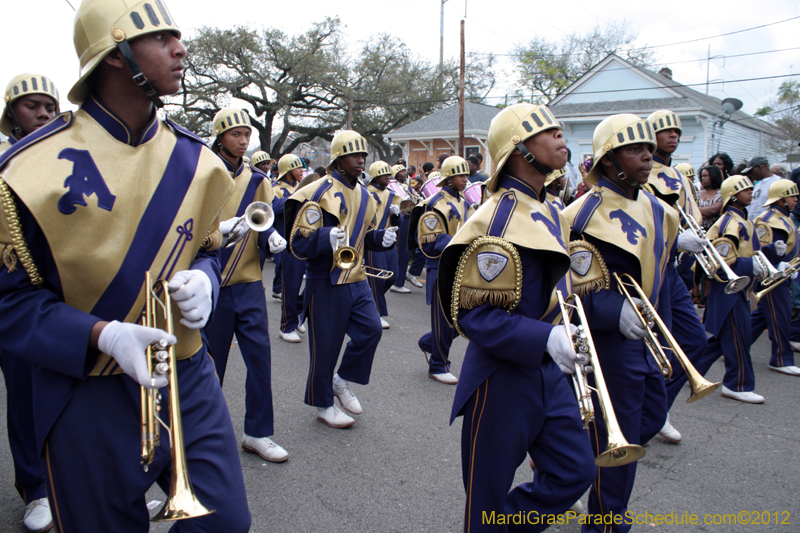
[475,46,800,64]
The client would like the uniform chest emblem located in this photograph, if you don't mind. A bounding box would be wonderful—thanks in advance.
[477,252,508,282]
[57,148,116,215]
[756,226,768,240]
[334,191,348,214]
[447,202,461,221]
[423,217,439,231]
[570,251,593,277]
[657,171,682,191]
[715,242,731,257]
[609,209,647,245]
[531,212,564,246]
[305,207,321,225]
[738,223,750,242]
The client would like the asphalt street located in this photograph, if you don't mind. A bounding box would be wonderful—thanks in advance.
[1,260,798,532]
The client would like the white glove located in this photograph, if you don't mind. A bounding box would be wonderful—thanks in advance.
[268,231,287,254]
[677,232,705,254]
[98,321,175,389]
[753,258,767,279]
[389,204,401,216]
[329,227,346,250]
[547,324,579,374]
[774,240,787,257]
[619,297,647,340]
[778,261,798,280]
[382,226,398,248]
[168,270,213,329]
[219,216,240,236]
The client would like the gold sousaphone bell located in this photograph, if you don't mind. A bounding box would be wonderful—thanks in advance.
[333,226,393,279]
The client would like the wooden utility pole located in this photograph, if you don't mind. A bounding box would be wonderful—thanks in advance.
[458,19,465,157]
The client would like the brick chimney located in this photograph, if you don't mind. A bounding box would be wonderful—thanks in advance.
[659,67,673,80]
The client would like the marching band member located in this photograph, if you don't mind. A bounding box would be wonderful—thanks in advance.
[562,114,679,532]
[251,150,272,178]
[203,108,289,463]
[410,157,473,385]
[751,180,800,376]
[0,73,60,533]
[366,161,402,328]
[693,175,769,403]
[274,154,308,343]
[0,0,250,529]
[544,169,567,210]
[389,163,415,294]
[643,110,708,444]
[285,130,397,428]
[440,104,595,533]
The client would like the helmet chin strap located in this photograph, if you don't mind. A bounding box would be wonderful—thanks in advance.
[654,147,672,161]
[116,40,165,109]
[220,145,239,161]
[604,150,641,188]
[516,142,553,177]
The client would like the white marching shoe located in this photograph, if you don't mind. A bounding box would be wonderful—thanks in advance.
[380,318,390,329]
[406,273,423,288]
[296,321,307,334]
[769,365,800,376]
[279,330,301,343]
[429,372,458,385]
[568,499,586,515]
[333,374,363,415]
[791,341,800,353]
[721,385,765,404]
[657,414,682,443]
[390,285,411,293]
[271,292,282,300]
[242,434,289,463]
[23,498,53,533]
[316,405,355,428]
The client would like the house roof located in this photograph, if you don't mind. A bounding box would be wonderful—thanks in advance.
[388,101,502,138]
[549,54,780,137]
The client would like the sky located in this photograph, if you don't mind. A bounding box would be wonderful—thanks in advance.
[3,0,799,121]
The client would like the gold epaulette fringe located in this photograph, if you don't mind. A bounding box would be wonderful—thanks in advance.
[419,233,440,244]
[201,229,222,251]
[0,178,42,287]
[0,244,17,271]
[572,279,606,298]
[459,287,517,310]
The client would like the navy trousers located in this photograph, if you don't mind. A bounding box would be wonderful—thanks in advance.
[366,249,398,317]
[304,279,382,408]
[584,336,667,533]
[394,214,411,288]
[204,282,275,438]
[419,272,457,375]
[0,354,47,504]
[696,301,756,392]
[659,266,708,408]
[44,350,250,533]
[408,248,425,277]
[460,361,595,533]
[751,282,794,367]
[271,252,282,295]
[279,251,306,334]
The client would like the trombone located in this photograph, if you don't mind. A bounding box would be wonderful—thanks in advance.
[140,272,214,522]
[223,201,275,248]
[753,256,800,300]
[675,203,750,294]
[557,291,645,467]
[333,226,394,279]
[613,273,722,403]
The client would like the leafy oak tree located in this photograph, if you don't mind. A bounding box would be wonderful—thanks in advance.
[755,81,800,165]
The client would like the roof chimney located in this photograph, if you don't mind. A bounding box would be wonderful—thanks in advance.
[659,67,673,80]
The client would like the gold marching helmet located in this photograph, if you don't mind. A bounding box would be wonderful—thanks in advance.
[647,110,682,135]
[675,163,695,179]
[763,179,799,207]
[69,0,181,105]
[486,103,561,192]
[251,151,270,167]
[369,161,392,181]
[278,154,304,179]
[586,114,656,185]
[1,74,61,136]
[213,108,251,136]
[391,164,406,177]
[436,156,470,187]
[326,130,368,172]
[720,175,753,211]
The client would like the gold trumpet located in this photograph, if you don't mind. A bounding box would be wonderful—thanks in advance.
[614,273,722,403]
[140,272,215,522]
[334,226,395,279]
[754,256,800,300]
[557,291,645,467]
[675,203,750,294]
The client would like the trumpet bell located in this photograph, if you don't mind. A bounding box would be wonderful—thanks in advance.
[595,440,646,468]
[724,276,751,295]
[335,246,358,270]
[244,201,274,232]
[686,379,722,404]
